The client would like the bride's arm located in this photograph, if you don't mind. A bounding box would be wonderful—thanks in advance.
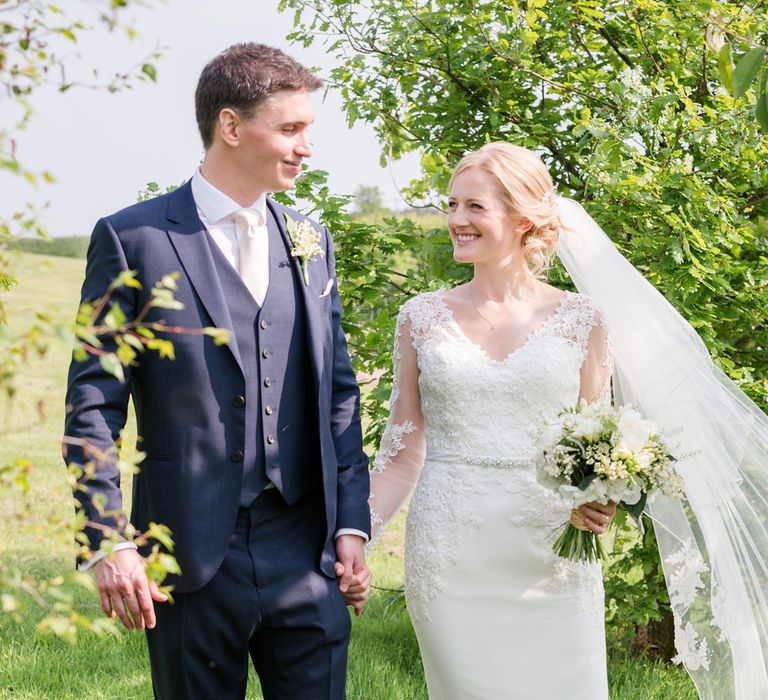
[574,309,616,532]
[578,310,613,403]
[368,310,426,549]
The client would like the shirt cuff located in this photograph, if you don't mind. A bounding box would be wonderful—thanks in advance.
[78,541,139,572]
[334,528,369,543]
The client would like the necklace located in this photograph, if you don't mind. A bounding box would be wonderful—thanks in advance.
[469,282,505,331]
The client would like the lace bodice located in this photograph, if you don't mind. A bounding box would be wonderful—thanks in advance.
[369,288,612,543]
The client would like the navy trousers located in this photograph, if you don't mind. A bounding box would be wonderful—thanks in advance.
[146,489,350,699]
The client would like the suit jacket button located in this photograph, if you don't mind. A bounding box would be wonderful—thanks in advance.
[264,377,272,387]
[260,319,269,329]
[265,405,274,415]
[267,435,276,445]
[231,450,244,462]
[233,395,245,408]
[262,348,271,358]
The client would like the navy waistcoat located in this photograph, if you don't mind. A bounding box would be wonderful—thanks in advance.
[207,210,321,507]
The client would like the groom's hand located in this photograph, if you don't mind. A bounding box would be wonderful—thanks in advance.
[334,534,371,617]
[93,549,168,631]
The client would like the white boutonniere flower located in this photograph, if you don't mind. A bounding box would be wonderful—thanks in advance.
[284,213,324,285]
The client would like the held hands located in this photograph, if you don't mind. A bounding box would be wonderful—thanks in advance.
[570,501,617,535]
[334,534,371,617]
[93,548,168,631]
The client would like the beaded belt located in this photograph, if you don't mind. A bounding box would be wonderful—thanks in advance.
[427,454,531,470]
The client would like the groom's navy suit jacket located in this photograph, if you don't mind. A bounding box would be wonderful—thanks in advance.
[63,182,370,593]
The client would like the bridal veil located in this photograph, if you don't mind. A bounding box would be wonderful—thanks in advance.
[557,197,768,698]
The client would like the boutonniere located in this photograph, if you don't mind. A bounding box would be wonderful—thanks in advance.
[284,213,325,285]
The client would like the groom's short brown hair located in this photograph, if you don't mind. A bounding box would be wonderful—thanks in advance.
[195,43,323,149]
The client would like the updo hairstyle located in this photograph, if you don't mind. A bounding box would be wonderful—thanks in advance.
[450,142,559,277]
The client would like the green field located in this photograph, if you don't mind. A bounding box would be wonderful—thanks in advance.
[0,253,697,698]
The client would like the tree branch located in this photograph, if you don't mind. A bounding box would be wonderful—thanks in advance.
[598,26,635,68]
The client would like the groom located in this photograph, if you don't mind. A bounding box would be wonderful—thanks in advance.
[63,43,371,698]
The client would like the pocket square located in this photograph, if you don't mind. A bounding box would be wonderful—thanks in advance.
[319,279,334,298]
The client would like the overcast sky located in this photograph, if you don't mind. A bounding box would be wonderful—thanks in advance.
[1,0,420,238]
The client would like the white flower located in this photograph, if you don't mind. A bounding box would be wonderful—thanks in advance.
[615,405,655,453]
[284,214,325,285]
[571,414,603,441]
[559,479,609,507]
[539,423,564,448]
[288,219,323,261]
[608,478,643,505]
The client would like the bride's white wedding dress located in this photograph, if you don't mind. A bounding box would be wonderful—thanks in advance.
[369,289,613,699]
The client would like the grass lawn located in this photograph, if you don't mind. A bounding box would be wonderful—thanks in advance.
[0,252,698,698]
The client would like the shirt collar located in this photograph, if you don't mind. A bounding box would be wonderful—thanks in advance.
[191,169,268,225]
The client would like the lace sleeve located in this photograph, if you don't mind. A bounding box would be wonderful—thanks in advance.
[579,308,613,403]
[368,307,426,550]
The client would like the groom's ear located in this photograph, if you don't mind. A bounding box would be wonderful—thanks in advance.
[217,107,241,147]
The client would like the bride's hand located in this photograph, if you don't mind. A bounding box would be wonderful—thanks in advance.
[570,501,617,534]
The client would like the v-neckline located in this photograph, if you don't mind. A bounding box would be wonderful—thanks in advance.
[436,290,572,364]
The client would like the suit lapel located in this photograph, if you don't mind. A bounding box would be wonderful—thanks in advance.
[267,199,323,386]
[164,183,243,373]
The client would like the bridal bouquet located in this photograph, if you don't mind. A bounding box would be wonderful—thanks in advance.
[536,400,684,563]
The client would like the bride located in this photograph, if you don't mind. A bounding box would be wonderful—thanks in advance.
[368,142,768,698]
[369,142,617,698]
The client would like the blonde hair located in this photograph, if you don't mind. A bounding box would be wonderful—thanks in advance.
[450,142,559,277]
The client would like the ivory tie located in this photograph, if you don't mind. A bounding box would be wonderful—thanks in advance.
[232,208,269,305]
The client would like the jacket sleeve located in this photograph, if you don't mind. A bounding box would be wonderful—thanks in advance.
[63,217,136,555]
[323,228,371,536]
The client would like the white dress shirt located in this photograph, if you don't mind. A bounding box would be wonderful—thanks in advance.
[191,168,269,272]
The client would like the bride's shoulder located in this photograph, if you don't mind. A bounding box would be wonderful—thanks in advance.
[561,292,607,330]
[396,288,452,336]
[399,287,448,316]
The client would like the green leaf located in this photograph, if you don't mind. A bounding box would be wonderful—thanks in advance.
[718,44,734,95]
[149,288,184,310]
[623,492,648,533]
[756,70,768,132]
[202,327,231,346]
[122,333,145,351]
[576,472,598,490]
[109,269,141,291]
[74,325,103,348]
[103,303,126,330]
[733,47,766,98]
[147,338,175,360]
[159,273,178,290]
[99,353,125,383]
[141,63,157,81]
[115,342,136,366]
[56,28,77,42]
[145,522,175,551]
